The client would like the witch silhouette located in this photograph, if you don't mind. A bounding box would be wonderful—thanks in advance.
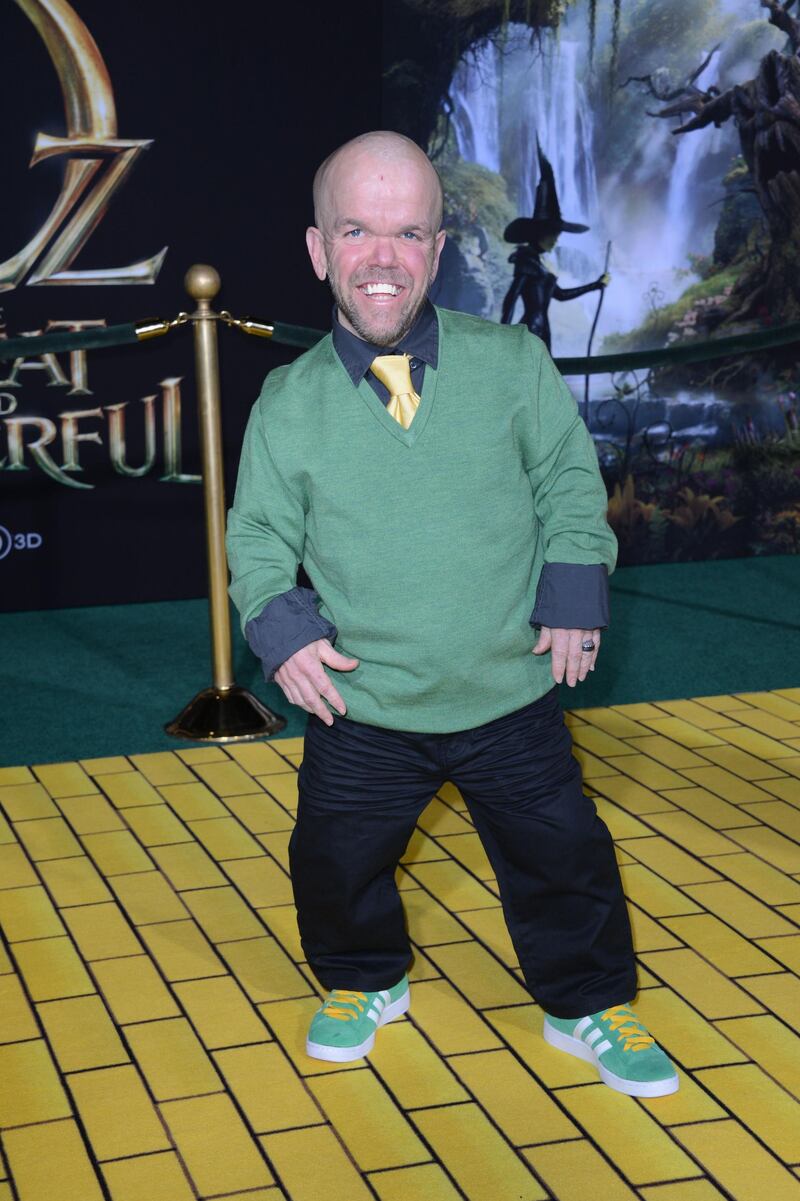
[501,142,609,350]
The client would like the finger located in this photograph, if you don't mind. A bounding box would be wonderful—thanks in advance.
[318,643,359,671]
[564,629,584,687]
[318,678,347,716]
[531,626,551,655]
[549,630,569,684]
[588,629,601,673]
[298,684,335,726]
[574,629,597,683]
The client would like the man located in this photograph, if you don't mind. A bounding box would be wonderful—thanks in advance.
[227,131,678,1099]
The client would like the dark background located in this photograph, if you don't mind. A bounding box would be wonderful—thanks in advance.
[0,0,383,611]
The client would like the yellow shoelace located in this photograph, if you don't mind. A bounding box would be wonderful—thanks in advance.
[601,1005,655,1052]
[321,990,368,1022]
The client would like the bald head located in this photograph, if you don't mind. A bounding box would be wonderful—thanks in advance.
[313,131,443,235]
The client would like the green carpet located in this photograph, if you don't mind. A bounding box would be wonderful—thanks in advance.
[4,556,799,767]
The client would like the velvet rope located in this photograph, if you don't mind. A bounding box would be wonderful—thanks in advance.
[0,322,141,361]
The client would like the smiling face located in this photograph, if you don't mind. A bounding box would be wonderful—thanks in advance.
[306,136,446,347]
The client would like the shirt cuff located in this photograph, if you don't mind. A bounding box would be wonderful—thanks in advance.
[244,586,338,681]
[530,563,610,630]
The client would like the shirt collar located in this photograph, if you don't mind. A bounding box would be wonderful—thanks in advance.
[331,300,439,388]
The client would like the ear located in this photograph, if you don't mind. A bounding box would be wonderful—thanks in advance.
[430,229,447,282]
[306,227,328,281]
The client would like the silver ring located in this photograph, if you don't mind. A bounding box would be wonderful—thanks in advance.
[581,639,596,653]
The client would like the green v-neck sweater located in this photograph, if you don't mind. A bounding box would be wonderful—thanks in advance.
[227,307,616,732]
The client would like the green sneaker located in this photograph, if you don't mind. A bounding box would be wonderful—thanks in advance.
[543,1003,679,1097]
[306,977,410,1062]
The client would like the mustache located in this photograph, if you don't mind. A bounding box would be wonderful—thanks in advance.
[351,270,412,287]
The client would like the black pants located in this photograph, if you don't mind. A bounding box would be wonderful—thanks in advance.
[290,687,637,1018]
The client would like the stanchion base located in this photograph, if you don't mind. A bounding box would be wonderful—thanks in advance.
[165,685,286,742]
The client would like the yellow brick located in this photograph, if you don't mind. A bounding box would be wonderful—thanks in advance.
[100,771,163,807]
[93,956,180,1023]
[737,692,800,721]
[227,742,293,774]
[639,1066,726,1125]
[574,706,650,738]
[263,1125,370,1200]
[402,888,471,946]
[734,707,800,740]
[418,797,474,837]
[129,751,195,785]
[56,794,125,833]
[224,855,293,907]
[187,815,263,859]
[450,1049,578,1145]
[426,941,528,1008]
[660,786,760,828]
[257,996,363,1076]
[254,831,288,872]
[37,995,127,1071]
[605,754,690,791]
[70,1064,170,1160]
[81,830,153,875]
[194,760,260,796]
[369,1163,462,1201]
[756,934,800,973]
[121,803,190,846]
[413,1103,545,1201]
[0,812,13,843]
[409,979,501,1055]
[619,863,701,917]
[126,1017,222,1100]
[741,798,800,842]
[3,1119,104,1201]
[639,1180,738,1201]
[643,810,740,857]
[659,699,742,727]
[738,972,800,1032]
[674,1119,800,1200]
[310,1068,427,1170]
[434,832,493,878]
[79,755,132,775]
[629,903,681,952]
[259,772,299,810]
[663,913,778,976]
[0,842,38,888]
[697,1063,800,1161]
[486,1003,596,1086]
[701,743,787,780]
[256,904,304,962]
[0,766,34,786]
[177,746,228,763]
[159,781,228,819]
[218,936,311,1003]
[33,761,98,797]
[270,735,305,755]
[403,860,497,910]
[183,884,264,941]
[559,1082,700,1184]
[0,1039,70,1125]
[639,947,764,1018]
[215,1042,321,1132]
[593,775,675,814]
[639,715,726,748]
[139,919,226,981]
[572,747,621,779]
[725,824,800,873]
[285,752,304,766]
[624,735,707,769]
[102,1151,196,1201]
[163,1093,274,1194]
[0,973,38,1042]
[38,856,112,906]
[715,1014,800,1099]
[371,1019,468,1107]
[704,852,800,905]
[62,900,143,961]
[409,946,439,981]
[14,936,94,1001]
[764,776,800,805]
[0,781,58,818]
[0,942,10,972]
[150,841,226,889]
[458,906,517,965]
[400,827,450,864]
[109,869,189,923]
[437,780,464,807]
[0,885,64,940]
[523,1139,638,1201]
[684,880,796,937]
[721,725,799,760]
[617,836,720,885]
[174,975,271,1048]
[679,765,775,803]
[634,986,748,1067]
[593,798,651,839]
[613,702,670,719]
[225,792,294,833]
[14,815,83,861]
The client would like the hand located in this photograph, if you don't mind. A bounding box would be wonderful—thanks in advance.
[274,638,359,726]
[532,626,601,687]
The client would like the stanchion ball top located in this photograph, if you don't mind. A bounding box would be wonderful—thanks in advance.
[185,264,221,301]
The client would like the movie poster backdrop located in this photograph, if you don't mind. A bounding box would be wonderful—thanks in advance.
[1,0,382,611]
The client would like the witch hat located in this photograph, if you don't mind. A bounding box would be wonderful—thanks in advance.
[504,140,589,243]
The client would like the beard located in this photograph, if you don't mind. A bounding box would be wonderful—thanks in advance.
[328,268,432,347]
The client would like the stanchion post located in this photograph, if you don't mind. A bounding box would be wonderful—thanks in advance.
[165,264,286,741]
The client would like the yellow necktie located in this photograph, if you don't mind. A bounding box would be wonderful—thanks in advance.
[369,353,421,429]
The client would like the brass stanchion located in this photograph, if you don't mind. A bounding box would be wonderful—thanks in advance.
[166,264,285,741]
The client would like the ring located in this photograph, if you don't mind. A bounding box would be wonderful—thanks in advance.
[581,639,595,653]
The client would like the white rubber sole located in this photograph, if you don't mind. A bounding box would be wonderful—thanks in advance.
[543,1018,679,1098]
[306,988,411,1062]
